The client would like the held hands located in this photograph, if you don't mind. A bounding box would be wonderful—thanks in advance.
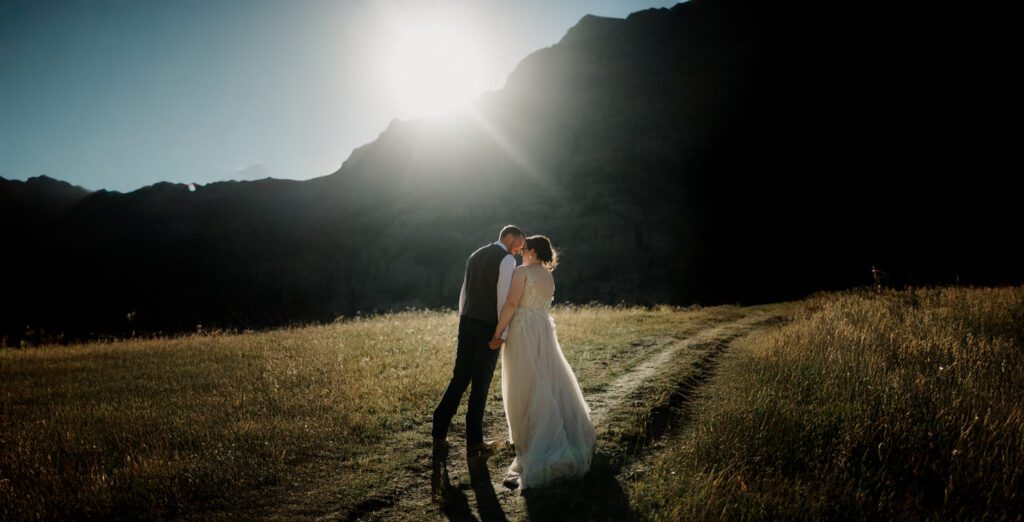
[488,336,504,350]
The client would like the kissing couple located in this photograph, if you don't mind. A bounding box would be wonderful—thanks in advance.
[431,225,596,499]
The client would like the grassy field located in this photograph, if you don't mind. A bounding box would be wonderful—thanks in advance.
[629,287,1024,520]
[0,304,735,520]
[4,288,1022,520]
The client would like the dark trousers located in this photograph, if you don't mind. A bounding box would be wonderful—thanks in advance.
[432,316,501,445]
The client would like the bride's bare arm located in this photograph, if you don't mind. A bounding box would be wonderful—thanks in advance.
[491,268,528,348]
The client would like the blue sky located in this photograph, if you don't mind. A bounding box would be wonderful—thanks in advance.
[0,0,678,192]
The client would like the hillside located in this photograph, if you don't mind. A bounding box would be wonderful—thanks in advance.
[3,0,1016,345]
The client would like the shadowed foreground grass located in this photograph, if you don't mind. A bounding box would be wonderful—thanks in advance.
[630,287,1024,520]
[0,304,717,520]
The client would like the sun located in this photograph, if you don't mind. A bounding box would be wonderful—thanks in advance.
[384,22,487,117]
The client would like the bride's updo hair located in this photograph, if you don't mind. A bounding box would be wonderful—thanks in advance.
[525,235,559,271]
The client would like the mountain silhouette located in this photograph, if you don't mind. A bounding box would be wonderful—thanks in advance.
[2,0,1017,346]
[1,175,91,218]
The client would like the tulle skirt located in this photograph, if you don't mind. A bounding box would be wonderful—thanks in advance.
[501,308,596,489]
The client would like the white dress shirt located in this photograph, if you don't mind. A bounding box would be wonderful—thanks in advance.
[459,241,517,340]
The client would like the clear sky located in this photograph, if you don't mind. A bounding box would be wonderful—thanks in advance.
[0,0,679,193]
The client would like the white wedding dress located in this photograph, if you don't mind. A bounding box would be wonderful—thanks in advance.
[501,265,596,489]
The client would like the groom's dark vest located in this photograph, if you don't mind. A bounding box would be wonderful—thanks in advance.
[462,243,511,324]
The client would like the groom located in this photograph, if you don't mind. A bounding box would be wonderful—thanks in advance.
[431,225,525,499]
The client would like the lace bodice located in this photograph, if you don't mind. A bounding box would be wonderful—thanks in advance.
[518,266,554,311]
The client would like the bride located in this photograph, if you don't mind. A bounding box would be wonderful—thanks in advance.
[488,235,596,490]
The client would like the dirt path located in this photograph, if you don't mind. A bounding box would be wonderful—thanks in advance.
[586,308,776,430]
[353,305,785,521]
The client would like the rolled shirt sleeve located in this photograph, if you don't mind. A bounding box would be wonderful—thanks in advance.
[458,276,467,317]
[496,254,516,340]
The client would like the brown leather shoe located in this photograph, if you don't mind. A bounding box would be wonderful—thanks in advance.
[466,439,501,460]
[431,438,450,502]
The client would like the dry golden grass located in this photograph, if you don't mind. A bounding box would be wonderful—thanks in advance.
[0,304,723,520]
[630,286,1024,520]
[11,290,1017,520]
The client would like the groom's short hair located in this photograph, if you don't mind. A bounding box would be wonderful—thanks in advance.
[499,225,525,240]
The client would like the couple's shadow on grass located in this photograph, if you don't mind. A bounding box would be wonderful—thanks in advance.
[441,457,507,522]
[442,452,631,522]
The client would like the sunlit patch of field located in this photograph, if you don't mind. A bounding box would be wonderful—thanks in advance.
[630,287,1024,520]
[0,304,737,520]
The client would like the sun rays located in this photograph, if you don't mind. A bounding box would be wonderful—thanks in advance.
[381,15,488,118]
[371,5,558,194]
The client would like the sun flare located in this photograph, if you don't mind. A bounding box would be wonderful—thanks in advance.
[384,22,487,117]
